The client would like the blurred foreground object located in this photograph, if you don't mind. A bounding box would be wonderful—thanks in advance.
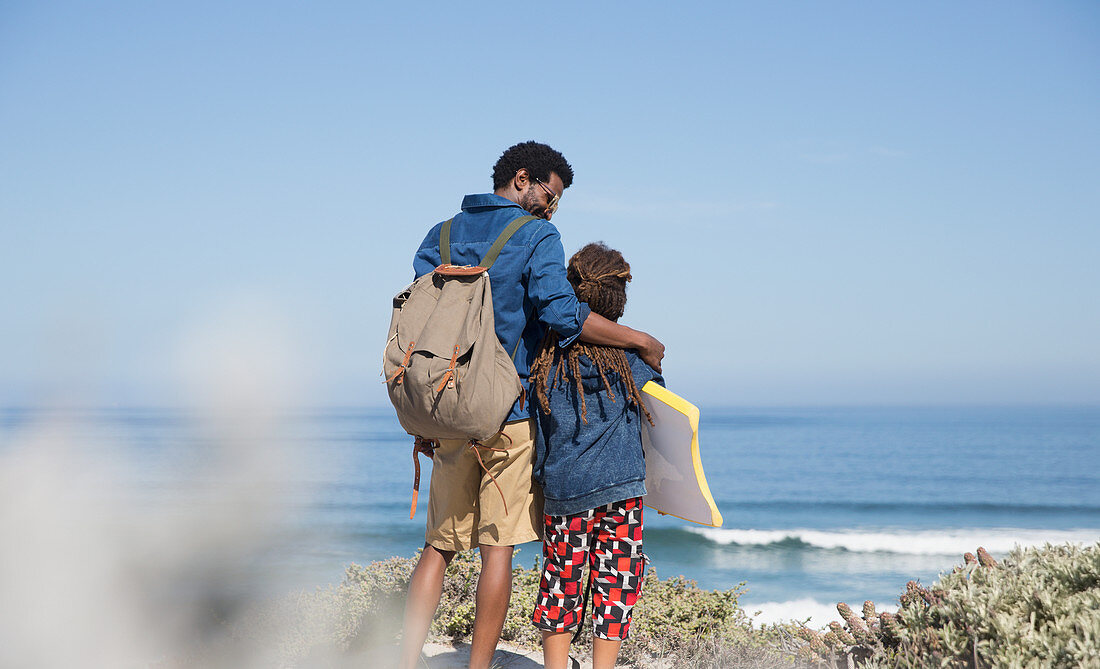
[0,297,315,668]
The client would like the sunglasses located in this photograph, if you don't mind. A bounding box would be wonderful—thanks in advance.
[533,177,560,218]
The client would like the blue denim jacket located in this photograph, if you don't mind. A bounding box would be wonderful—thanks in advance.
[413,194,592,423]
[533,349,664,516]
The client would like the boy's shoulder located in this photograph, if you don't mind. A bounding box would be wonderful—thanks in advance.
[625,349,664,388]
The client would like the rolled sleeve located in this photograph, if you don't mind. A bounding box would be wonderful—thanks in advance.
[525,225,589,346]
[561,302,591,347]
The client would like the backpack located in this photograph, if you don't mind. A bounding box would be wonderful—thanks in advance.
[383,214,536,443]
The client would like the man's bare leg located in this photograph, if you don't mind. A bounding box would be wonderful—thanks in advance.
[539,630,572,669]
[591,637,623,669]
[468,545,515,669]
[399,543,455,669]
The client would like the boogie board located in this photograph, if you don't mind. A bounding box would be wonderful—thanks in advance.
[640,382,723,527]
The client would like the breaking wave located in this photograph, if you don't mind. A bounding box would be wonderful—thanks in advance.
[684,527,1100,555]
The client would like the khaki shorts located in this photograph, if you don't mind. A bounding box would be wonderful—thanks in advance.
[425,418,543,551]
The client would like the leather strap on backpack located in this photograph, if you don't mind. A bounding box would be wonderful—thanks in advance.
[410,436,439,519]
[439,214,538,269]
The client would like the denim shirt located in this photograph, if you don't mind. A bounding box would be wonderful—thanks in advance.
[413,193,592,423]
[533,349,664,516]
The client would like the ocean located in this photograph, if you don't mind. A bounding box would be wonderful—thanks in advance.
[2,404,1098,627]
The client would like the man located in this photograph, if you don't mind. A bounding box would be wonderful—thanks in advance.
[398,141,664,669]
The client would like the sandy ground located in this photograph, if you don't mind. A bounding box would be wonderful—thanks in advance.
[365,639,574,668]
[421,641,546,668]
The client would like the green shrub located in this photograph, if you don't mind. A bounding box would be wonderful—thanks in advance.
[804,543,1100,668]
[615,567,803,668]
[225,555,415,666]
[233,543,1100,667]
[240,550,803,667]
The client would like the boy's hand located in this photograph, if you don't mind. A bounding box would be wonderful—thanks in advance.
[635,331,665,373]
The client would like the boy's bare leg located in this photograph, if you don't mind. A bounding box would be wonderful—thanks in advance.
[591,637,623,669]
[539,630,572,669]
[468,544,515,669]
[399,543,455,669]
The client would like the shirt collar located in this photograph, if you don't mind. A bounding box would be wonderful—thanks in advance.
[461,193,528,212]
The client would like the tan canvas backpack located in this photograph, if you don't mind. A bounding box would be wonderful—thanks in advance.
[383,215,536,515]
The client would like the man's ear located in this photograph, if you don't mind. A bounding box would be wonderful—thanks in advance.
[513,168,530,191]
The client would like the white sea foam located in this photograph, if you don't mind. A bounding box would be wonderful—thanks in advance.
[746,598,899,628]
[689,527,1100,555]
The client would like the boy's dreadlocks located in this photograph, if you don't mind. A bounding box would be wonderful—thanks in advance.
[530,242,653,425]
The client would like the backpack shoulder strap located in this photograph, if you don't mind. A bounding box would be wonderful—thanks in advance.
[481,215,538,269]
[439,218,454,265]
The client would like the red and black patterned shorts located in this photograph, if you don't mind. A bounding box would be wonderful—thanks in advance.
[532,497,646,640]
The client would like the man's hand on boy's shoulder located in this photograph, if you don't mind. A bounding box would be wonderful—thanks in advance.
[634,331,665,373]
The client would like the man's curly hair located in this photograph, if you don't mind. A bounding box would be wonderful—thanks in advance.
[492,141,574,191]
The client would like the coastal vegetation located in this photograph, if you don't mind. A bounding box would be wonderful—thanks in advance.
[235,551,800,667]
[233,542,1099,668]
[804,543,1100,668]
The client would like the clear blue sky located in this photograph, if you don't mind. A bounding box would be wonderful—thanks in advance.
[2,2,1097,406]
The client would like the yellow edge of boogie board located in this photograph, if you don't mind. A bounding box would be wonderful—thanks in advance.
[640,381,723,527]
